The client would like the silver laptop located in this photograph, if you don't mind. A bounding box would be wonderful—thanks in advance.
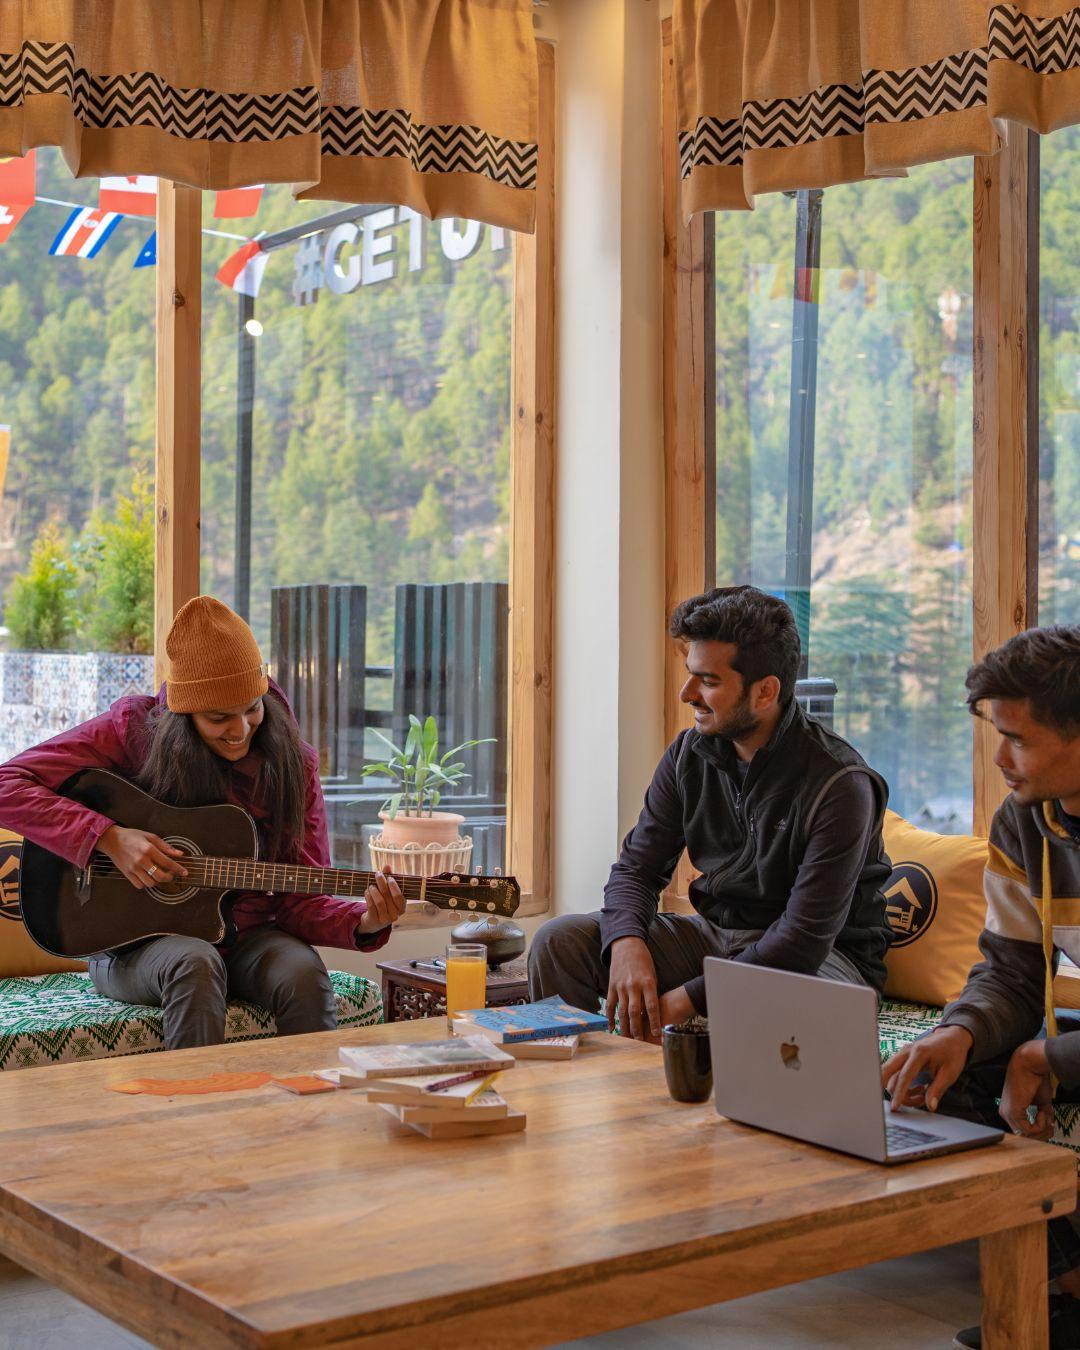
[704,958,1003,1163]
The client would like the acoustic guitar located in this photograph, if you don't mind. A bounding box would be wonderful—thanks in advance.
[19,769,520,959]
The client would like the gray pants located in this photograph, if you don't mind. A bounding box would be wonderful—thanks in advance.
[528,910,868,1012]
[88,927,338,1050]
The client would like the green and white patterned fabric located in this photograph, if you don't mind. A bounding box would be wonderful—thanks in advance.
[877,998,1080,1160]
[0,969,382,1072]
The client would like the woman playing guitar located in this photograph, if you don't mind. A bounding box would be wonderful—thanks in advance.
[0,596,407,1048]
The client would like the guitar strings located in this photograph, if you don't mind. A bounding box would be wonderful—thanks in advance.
[85,857,510,910]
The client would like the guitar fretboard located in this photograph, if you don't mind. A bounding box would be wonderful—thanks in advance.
[89,852,517,913]
[184,857,414,898]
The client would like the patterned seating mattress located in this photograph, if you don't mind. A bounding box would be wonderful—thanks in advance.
[878,997,1080,1158]
[0,969,382,1071]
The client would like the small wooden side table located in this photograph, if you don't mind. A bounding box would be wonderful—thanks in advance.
[377,956,529,1022]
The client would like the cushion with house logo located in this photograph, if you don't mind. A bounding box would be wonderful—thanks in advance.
[0,827,87,977]
[881,811,987,1008]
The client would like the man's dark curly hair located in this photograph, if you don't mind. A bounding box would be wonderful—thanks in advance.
[966,626,1080,737]
[668,585,801,704]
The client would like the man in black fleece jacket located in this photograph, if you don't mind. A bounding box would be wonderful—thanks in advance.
[528,586,893,1039]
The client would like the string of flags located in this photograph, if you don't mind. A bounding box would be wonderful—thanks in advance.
[0,155,269,293]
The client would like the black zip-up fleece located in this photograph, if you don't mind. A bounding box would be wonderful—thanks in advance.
[600,699,893,1011]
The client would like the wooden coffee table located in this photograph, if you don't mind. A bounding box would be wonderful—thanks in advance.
[0,1020,1074,1349]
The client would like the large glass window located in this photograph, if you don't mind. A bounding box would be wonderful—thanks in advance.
[1039,129,1080,626]
[0,150,156,762]
[201,191,513,868]
[714,162,975,831]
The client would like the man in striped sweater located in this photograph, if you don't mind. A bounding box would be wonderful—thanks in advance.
[883,625,1080,1350]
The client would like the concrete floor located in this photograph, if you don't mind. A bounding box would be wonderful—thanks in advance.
[1,1244,981,1348]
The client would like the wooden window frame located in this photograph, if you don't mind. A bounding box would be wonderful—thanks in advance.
[971,128,1038,836]
[660,18,713,912]
[154,43,556,927]
[662,5,1038,849]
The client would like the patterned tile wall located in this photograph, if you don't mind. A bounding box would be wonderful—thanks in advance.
[0,652,155,762]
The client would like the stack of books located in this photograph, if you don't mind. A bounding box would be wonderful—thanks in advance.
[329,1035,525,1138]
[452,996,608,1059]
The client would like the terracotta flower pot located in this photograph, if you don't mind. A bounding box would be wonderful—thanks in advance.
[377,810,465,849]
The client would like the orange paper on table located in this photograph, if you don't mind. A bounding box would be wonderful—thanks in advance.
[110,1072,273,1095]
[271,1075,337,1095]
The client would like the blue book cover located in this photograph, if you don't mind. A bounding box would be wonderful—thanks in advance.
[453,996,608,1043]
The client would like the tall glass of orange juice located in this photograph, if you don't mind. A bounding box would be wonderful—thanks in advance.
[445,943,487,1031]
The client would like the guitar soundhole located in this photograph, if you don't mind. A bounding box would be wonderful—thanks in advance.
[145,836,202,904]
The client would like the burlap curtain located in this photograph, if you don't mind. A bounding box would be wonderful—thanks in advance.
[0,0,538,232]
[675,0,1080,214]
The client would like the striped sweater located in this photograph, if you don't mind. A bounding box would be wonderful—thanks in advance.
[939,796,1080,1084]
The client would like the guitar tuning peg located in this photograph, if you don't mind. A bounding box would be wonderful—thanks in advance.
[493,867,503,876]
[474,866,482,876]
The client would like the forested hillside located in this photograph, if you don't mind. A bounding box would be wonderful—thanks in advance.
[714,146,1077,824]
[0,151,511,661]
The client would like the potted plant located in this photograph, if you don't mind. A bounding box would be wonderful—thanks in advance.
[362,715,494,875]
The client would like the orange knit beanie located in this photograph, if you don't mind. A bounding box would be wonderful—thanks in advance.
[165,596,269,714]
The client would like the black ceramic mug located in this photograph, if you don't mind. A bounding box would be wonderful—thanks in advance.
[662,1022,713,1103]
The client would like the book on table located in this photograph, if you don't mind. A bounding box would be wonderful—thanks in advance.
[361,1071,501,1106]
[451,996,607,1044]
[336,1035,515,1080]
[315,1067,498,1095]
[500,1034,579,1060]
[377,1087,510,1126]
[397,1107,527,1140]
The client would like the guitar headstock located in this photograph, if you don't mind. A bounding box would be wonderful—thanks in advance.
[421,872,521,918]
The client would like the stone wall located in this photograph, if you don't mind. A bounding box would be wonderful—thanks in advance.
[0,652,155,762]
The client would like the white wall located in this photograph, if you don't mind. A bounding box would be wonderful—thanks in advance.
[323,0,669,981]
[547,0,667,916]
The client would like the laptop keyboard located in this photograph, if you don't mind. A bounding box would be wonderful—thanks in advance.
[886,1122,947,1153]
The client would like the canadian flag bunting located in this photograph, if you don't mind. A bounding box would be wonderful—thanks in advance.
[0,202,31,244]
[49,207,122,259]
[99,176,157,217]
[0,151,35,243]
[214,185,264,219]
[215,239,269,297]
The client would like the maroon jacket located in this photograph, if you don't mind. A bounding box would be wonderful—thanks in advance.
[0,681,390,954]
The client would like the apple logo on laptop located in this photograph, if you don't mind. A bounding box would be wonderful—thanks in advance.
[780,1038,801,1071]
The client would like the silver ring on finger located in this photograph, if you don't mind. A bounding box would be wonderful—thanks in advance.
[146,864,157,878]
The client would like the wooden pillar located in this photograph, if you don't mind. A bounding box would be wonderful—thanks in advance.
[507,41,556,913]
[661,18,714,908]
[972,128,1038,836]
[154,181,202,690]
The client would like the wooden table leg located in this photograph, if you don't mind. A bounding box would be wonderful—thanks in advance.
[380,973,395,1023]
[980,1220,1048,1349]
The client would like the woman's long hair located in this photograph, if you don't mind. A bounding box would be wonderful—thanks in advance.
[136,696,308,862]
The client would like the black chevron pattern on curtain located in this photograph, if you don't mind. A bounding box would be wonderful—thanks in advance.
[321,107,537,189]
[0,40,322,139]
[863,50,988,124]
[679,4,1080,181]
[679,117,741,176]
[0,39,534,191]
[988,3,1080,76]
